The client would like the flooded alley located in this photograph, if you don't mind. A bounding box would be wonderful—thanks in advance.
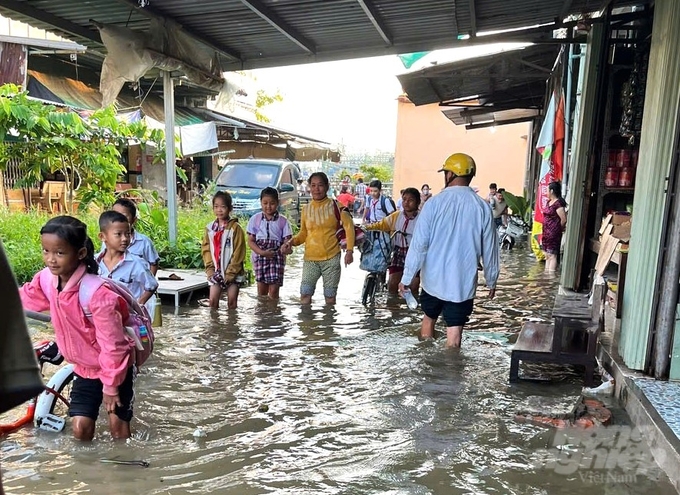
[2,250,676,494]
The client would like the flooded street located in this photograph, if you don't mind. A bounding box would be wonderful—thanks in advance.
[2,249,676,494]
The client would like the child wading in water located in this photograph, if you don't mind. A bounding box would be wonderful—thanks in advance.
[109,198,160,275]
[19,216,136,441]
[201,191,246,309]
[246,187,293,299]
[96,210,158,306]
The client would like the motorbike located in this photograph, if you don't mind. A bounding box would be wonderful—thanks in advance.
[498,216,529,250]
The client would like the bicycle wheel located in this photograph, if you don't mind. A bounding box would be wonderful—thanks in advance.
[48,371,74,417]
[362,275,376,306]
[34,364,74,430]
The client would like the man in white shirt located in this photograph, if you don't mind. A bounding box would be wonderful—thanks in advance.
[399,153,500,348]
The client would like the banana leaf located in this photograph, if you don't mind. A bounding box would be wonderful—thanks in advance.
[502,191,531,223]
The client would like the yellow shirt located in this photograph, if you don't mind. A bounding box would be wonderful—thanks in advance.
[292,197,355,261]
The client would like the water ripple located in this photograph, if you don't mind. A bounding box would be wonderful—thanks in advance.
[2,249,675,494]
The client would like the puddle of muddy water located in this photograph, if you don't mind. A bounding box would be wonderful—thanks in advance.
[1,249,676,494]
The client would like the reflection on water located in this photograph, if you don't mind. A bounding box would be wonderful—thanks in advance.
[2,249,676,494]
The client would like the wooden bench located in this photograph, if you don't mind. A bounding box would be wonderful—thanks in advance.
[509,280,605,386]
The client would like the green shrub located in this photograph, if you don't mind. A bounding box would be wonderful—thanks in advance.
[0,206,254,284]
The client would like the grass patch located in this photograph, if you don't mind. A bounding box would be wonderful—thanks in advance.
[0,207,254,284]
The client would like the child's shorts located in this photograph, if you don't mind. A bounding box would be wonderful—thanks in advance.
[69,366,136,422]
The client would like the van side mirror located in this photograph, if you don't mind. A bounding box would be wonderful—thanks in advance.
[279,183,295,192]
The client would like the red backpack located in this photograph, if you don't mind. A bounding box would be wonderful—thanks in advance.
[38,269,155,368]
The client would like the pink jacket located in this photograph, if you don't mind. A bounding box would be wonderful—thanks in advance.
[20,264,132,395]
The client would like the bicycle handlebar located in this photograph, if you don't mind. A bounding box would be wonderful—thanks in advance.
[25,310,51,323]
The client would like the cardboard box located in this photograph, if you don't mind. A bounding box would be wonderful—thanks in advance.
[612,212,632,226]
[599,212,632,242]
[611,222,631,242]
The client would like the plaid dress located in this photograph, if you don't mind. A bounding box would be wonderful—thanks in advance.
[247,213,292,286]
[389,246,409,274]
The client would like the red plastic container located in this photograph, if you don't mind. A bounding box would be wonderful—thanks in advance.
[616,149,631,168]
[605,167,620,187]
[618,167,634,187]
[609,150,619,168]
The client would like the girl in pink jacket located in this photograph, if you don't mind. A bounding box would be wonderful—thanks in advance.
[20,216,134,442]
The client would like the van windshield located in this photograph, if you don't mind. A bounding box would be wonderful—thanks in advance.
[216,163,279,189]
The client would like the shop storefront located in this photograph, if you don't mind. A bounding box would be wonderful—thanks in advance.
[562,0,680,380]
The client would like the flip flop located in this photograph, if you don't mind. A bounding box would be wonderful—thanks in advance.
[168,273,184,281]
[198,298,211,307]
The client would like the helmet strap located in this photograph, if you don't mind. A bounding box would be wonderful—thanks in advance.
[444,171,456,187]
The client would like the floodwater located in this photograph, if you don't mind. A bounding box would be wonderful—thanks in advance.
[2,248,677,494]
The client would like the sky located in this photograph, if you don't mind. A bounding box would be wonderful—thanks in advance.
[250,56,404,153]
[247,43,528,154]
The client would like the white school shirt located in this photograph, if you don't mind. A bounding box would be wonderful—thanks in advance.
[96,252,159,301]
[365,195,395,223]
[401,186,499,302]
[99,231,160,267]
[246,212,293,263]
[128,231,160,265]
[246,212,293,242]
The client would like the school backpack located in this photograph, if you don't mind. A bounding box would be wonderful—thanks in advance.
[37,270,155,368]
[79,275,154,368]
[380,196,396,215]
[331,201,365,250]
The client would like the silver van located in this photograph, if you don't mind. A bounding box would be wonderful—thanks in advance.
[215,159,301,224]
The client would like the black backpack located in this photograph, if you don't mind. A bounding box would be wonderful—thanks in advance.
[380,196,396,215]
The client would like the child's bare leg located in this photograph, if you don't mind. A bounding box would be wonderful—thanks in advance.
[226,284,240,310]
[387,273,400,294]
[267,284,280,300]
[208,284,222,309]
[72,416,96,441]
[108,414,131,440]
[257,282,268,296]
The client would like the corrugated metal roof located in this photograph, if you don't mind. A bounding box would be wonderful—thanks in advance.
[397,44,559,107]
[0,0,611,71]
[442,106,540,128]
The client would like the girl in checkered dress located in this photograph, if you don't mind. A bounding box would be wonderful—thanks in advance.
[246,187,293,299]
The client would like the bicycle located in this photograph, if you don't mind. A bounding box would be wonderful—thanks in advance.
[360,229,408,306]
[0,311,75,436]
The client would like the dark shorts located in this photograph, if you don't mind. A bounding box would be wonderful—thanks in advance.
[420,290,474,327]
[69,367,136,422]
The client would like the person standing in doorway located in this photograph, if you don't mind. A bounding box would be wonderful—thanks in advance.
[399,153,499,348]
[541,181,567,273]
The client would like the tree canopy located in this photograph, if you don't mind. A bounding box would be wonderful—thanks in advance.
[0,84,160,209]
